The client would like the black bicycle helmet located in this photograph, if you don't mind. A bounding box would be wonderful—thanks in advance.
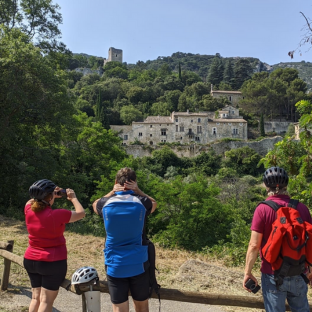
[263,167,289,189]
[29,179,56,200]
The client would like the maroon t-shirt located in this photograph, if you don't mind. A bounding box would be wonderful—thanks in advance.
[24,204,72,261]
[251,195,312,274]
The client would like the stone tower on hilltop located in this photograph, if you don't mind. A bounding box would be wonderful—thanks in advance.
[103,47,123,66]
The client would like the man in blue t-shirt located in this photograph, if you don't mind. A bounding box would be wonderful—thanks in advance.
[93,167,157,312]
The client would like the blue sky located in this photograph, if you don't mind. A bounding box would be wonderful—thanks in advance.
[56,0,312,65]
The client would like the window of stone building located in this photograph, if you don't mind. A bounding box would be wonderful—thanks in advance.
[197,126,202,133]
[180,137,182,140]
[180,126,184,132]
[188,129,192,134]
[175,118,178,122]
[232,111,235,114]
[176,125,178,132]
[198,118,201,123]
[217,123,220,125]
[229,123,232,125]
[195,137,200,141]
[212,128,217,135]
[150,125,152,128]
[233,128,238,135]
[191,120,193,123]
[161,129,166,135]
[150,141,153,145]
[239,123,243,126]
[150,134,152,137]
[139,132,142,136]
[229,96,232,101]
[124,135,128,140]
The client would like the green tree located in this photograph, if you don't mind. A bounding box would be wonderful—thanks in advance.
[0,27,73,212]
[207,54,223,87]
[233,58,253,89]
[260,113,265,136]
[120,105,143,125]
[223,58,234,86]
[223,147,263,176]
[151,176,235,250]
[178,62,182,81]
[188,150,222,176]
[146,147,181,177]
[0,0,66,53]
[95,91,110,130]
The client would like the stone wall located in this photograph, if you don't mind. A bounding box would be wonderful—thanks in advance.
[264,121,293,134]
[124,136,283,158]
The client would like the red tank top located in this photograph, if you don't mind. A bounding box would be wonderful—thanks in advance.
[24,204,71,261]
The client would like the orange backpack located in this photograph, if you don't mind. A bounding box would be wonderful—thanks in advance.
[261,199,312,288]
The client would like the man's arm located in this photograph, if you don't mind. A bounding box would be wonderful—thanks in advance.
[92,184,125,215]
[134,188,157,213]
[92,199,100,215]
[124,181,157,213]
[243,230,263,291]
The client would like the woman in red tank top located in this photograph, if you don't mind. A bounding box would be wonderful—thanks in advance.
[24,179,85,312]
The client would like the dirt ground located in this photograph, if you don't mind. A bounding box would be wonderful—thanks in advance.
[0,214,311,312]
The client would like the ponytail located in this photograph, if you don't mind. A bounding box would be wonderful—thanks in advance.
[30,193,52,212]
[31,199,47,212]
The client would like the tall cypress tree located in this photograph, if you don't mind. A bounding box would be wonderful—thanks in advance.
[260,113,265,137]
[207,54,224,87]
[233,58,253,89]
[95,90,110,130]
[178,62,182,81]
[223,59,234,86]
[102,102,110,130]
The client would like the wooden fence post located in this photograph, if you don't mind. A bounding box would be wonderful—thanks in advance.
[82,293,87,312]
[1,240,14,291]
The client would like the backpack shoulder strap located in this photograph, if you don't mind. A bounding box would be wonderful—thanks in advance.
[259,200,281,212]
[287,199,299,209]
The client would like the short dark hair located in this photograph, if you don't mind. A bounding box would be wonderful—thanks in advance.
[116,167,136,186]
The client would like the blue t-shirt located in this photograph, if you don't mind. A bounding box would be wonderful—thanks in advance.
[96,190,152,278]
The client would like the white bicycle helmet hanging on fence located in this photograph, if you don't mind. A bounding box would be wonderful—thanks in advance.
[71,266,99,285]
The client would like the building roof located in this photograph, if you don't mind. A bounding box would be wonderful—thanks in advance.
[110,125,132,132]
[173,112,209,117]
[134,116,173,124]
[211,90,242,94]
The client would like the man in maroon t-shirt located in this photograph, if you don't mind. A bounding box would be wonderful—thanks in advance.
[243,167,312,312]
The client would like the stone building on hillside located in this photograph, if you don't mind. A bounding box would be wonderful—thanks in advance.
[111,105,248,145]
[104,47,123,66]
[210,85,243,107]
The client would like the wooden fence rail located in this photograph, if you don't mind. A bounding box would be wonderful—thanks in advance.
[1,240,311,311]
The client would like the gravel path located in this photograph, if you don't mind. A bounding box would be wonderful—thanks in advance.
[0,285,227,312]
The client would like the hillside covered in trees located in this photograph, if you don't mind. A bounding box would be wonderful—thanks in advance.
[67,54,310,130]
[70,51,312,91]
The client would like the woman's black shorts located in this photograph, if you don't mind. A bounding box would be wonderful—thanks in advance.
[23,258,67,291]
[107,270,150,304]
